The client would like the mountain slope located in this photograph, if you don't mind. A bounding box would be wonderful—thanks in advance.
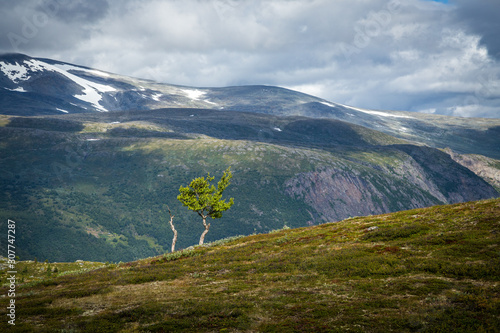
[1,53,499,262]
[1,199,499,332]
[0,109,497,262]
[444,148,500,192]
[1,53,499,159]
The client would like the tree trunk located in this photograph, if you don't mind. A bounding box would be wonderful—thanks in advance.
[169,216,177,253]
[167,206,177,252]
[199,216,210,245]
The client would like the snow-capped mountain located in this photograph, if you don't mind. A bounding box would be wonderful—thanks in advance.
[1,53,499,159]
[0,53,440,118]
[0,53,220,114]
[1,53,332,115]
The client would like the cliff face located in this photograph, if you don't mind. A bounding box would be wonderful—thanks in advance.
[444,148,500,193]
[284,146,499,223]
[395,145,499,203]
[285,168,397,222]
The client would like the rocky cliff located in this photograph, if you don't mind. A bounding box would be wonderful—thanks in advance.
[285,146,499,222]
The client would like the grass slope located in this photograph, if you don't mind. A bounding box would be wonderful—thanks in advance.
[1,111,497,263]
[1,198,499,332]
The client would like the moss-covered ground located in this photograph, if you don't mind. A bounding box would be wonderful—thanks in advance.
[1,198,499,332]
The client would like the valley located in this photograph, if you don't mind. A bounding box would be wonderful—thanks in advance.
[0,109,498,262]
[0,54,499,262]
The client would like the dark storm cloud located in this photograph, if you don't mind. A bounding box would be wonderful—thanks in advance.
[453,0,500,59]
[36,0,109,24]
[0,0,108,53]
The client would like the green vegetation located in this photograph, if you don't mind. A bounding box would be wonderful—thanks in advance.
[0,111,498,262]
[178,167,234,245]
[0,199,498,332]
[0,258,108,286]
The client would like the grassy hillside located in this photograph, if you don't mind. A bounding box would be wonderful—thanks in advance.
[0,110,498,262]
[1,199,499,332]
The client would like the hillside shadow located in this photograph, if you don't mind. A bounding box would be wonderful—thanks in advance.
[105,127,190,139]
[392,144,499,201]
[6,116,85,132]
[73,108,381,150]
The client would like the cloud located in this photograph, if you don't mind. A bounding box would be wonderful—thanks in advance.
[0,0,109,53]
[452,0,500,60]
[0,0,499,118]
[36,0,109,24]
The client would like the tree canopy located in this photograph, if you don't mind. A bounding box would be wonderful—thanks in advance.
[177,167,234,245]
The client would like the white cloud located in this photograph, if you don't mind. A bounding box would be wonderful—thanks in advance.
[0,0,499,118]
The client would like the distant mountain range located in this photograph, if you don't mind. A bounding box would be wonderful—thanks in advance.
[0,53,499,262]
[2,53,499,158]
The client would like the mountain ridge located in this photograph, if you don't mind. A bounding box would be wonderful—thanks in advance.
[1,53,499,158]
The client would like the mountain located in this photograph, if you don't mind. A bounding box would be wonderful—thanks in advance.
[1,108,498,262]
[0,54,499,262]
[1,199,499,332]
[1,53,499,159]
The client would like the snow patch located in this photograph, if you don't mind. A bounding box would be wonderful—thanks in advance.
[1,62,29,81]
[53,64,110,77]
[358,110,414,119]
[4,87,27,92]
[151,93,163,101]
[46,62,116,112]
[181,89,206,100]
[203,99,218,106]
[86,138,101,141]
[0,59,116,112]
[0,59,44,82]
[56,108,69,113]
[273,127,282,132]
[320,100,415,119]
[339,104,415,119]
[320,101,337,108]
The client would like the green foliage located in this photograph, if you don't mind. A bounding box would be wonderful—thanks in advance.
[362,224,429,241]
[0,258,107,287]
[177,167,235,244]
[202,235,245,248]
[177,167,234,220]
[159,248,199,262]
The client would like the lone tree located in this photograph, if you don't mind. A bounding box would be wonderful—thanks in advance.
[177,167,234,245]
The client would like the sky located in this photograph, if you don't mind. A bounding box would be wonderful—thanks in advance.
[1,0,499,118]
